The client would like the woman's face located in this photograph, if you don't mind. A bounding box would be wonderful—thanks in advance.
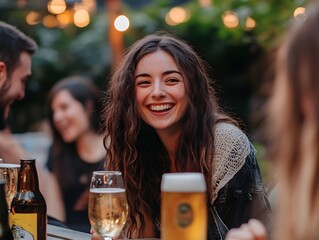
[51,89,90,143]
[134,49,188,134]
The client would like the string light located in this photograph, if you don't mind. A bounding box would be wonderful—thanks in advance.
[47,0,66,15]
[56,10,73,27]
[294,7,305,18]
[199,0,211,7]
[114,15,130,32]
[166,7,190,26]
[74,9,90,27]
[222,11,239,29]
[43,15,59,28]
[245,17,256,30]
[26,11,40,25]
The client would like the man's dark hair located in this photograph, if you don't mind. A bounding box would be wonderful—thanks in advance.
[0,21,37,77]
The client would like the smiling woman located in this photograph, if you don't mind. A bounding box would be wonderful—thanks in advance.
[45,76,105,233]
[96,32,272,240]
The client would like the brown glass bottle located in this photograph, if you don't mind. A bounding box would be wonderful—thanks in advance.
[9,158,47,240]
[0,180,13,240]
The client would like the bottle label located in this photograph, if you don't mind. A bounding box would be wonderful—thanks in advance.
[9,213,37,239]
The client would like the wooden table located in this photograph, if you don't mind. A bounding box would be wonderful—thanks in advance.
[47,224,159,240]
[47,224,91,240]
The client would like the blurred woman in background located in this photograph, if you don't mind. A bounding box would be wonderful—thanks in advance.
[226,2,319,240]
[46,76,105,232]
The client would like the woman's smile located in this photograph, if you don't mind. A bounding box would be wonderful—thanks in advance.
[148,103,174,113]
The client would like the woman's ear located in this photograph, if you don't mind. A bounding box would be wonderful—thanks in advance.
[0,62,7,89]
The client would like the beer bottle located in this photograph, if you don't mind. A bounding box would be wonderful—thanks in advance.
[0,180,13,240]
[9,158,47,239]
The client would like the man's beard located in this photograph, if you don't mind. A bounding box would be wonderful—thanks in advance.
[0,77,11,130]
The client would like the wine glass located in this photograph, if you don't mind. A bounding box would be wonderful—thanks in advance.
[0,163,20,212]
[89,171,128,240]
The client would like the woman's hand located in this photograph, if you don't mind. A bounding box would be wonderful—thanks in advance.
[90,228,126,239]
[90,229,103,240]
[91,234,103,240]
[225,219,268,240]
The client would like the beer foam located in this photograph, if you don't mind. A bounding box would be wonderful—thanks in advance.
[90,188,125,193]
[161,173,206,192]
[0,163,20,168]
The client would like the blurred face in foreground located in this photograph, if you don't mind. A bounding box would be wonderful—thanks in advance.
[134,49,188,135]
[51,89,91,143]
[0,51,31,129]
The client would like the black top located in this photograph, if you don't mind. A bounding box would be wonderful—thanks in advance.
[47,146,104,233]
[209,143,272,239]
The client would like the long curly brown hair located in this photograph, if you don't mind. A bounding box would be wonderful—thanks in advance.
[102,32,233,238]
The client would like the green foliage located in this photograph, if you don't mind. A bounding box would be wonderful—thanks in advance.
[0,0,310,132]
[125,0,308,48]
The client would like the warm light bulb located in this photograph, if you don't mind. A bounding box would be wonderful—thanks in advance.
[57,10,73,27]
[166,7,190,26]
[47,0,66,15]
[199,0,211,7]
[43,15,59,28]
[114,15,130,32]
[26,11,40,25]
[222,11,239,29]
[245,17,256,30]
[294,7,305,18]
[74,9,90,27]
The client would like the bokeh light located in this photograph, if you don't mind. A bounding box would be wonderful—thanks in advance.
[47,0,66,15]
[57,10,73,27]
[73,9,90,27]
[166,7,190,26]
[114,15,130,32]
[245,17,256,30]
[26,11,40,25]
[43,15,59,28]
[199,0,211,7]
[294,7,305,18]
[222,11,239,29]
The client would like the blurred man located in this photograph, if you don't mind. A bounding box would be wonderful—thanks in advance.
[0,21,37,162]
[0,21,37,129]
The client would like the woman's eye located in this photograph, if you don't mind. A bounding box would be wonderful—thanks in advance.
[136,80,151,86]
[166,78,180,84]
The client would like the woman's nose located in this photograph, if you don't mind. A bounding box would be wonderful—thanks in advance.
[151,81,166,98]
[53,110,63,123]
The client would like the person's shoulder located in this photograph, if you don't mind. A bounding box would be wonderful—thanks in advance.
[211,122,251,202]
[215,122,250,149]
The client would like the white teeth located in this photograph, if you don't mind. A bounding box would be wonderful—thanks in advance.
[150,104,172,111]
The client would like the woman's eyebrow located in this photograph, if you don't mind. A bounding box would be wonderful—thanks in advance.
[163,70,182,76]
[135,70,182,79]
[135,73,150,79]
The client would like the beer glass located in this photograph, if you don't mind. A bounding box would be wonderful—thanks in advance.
[89,171,128,240]
[0,163,20,212]
[161,172,207,240]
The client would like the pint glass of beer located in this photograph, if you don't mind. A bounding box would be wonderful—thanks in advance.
[161,173,207,240]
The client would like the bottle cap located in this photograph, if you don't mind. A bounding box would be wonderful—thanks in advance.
[20,158,36,163]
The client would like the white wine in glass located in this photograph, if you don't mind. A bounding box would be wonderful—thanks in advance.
[89,171,128,240]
